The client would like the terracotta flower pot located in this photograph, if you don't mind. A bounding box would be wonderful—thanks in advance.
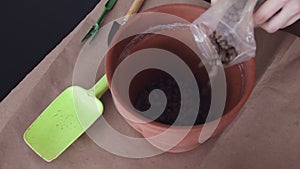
[106,4,256,152]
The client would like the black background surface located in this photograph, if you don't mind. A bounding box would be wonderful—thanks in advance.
[0,0,100,101]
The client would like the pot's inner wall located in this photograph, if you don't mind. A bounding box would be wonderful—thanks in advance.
[109,33,245,126]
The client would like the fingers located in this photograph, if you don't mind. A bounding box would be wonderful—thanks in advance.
[259,5,293,33]
[257,0,300,33]
[210,0,300,33]
[283,13,300,28]
[254,0,286,25]
[282,0,300,27]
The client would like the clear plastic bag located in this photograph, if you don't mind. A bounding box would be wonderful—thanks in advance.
[192,0,258,66]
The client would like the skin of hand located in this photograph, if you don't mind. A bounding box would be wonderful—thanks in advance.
[211,0,300,33]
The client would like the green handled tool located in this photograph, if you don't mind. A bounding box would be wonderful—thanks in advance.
[24,75,109,162]
[81,0,118,43]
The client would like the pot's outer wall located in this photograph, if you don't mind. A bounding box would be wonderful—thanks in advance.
[106,4,256,152]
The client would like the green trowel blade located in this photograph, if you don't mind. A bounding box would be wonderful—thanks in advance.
[23,86,104,162]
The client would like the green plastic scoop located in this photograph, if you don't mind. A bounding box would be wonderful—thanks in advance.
[24,75,108,162]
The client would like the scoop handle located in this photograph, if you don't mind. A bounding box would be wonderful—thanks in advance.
[124,0,145,22]
[90,75,109,98]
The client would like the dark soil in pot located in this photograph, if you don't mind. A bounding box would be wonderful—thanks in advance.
[124,33,245,126]
[132,69,211,126]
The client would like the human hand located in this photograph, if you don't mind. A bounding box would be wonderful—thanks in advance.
[211,0,300,33]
